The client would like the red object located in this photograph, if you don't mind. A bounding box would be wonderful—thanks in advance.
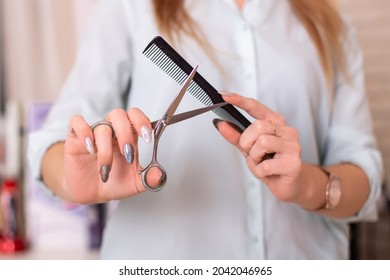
[0,238,27,253]
[3,179,17,190]
[0,179,27,253]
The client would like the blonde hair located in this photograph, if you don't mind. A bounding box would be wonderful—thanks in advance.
[152,0,347,86]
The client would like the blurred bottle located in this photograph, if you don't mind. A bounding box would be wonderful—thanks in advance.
[0,178,27,253]
[87,203,106,250]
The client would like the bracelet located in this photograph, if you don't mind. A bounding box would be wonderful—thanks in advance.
[317,167,342,210]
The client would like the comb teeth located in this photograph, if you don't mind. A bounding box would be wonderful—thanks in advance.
[143,44,188,86]
[143,36,251,130]
[144,42,215,105]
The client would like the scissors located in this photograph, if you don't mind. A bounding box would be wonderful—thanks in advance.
[139,65,228,192]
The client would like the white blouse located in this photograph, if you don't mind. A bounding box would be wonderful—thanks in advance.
[27,0,383,259]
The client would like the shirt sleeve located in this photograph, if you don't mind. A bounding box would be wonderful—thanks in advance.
[27,0,133,186]
[323,22,383,222]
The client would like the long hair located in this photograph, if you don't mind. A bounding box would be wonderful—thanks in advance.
[152,0,346,86]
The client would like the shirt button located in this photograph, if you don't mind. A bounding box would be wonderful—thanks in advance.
[242,24,249,32]
[252,236,259,244]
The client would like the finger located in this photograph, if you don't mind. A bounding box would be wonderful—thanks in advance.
[93,123,114,183]
[247,135,277,163]
[248,155,302,202]
[252,155,302,179]
[248,135,300,163]
[106,109,136,164]
[240,121,299,155]
[281,126,300,141]
[213,119,252,158]
[144,167,165,189]
[69,115,95,155]
[239,120,275,152]
[127,108,152,144]
[219,91,285,124]
[213,119,240,144]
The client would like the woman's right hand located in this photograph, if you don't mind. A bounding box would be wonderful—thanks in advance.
[58,108,159,204]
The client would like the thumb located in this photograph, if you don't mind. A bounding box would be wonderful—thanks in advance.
[212,119,243,148]
[139,166,167,192]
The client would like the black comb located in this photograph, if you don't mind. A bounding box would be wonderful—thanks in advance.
[142,36,251,131]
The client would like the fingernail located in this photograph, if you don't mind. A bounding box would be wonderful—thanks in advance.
[226,121,244,133]
[212,119,222,131]
[85,137,94,154]
[212,119,244,133]
[123,143,134,164]
[100,165,111,183]
[218,90,233,96]
[141,126,152,144]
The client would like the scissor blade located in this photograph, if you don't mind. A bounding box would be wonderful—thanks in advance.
[163,65,198,124]
[151,102,228,129]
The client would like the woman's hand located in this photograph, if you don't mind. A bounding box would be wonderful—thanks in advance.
[214,91,303,203]
[61,108,160,204]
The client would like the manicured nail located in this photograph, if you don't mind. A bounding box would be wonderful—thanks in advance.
[123,144,134,164]
[141,126,152,144]
[212,119,222,131]
[212,119,244,134]
[218,90,233,96]
[100,165,111,183]
[85,137,94,154]
[226,121,244,133]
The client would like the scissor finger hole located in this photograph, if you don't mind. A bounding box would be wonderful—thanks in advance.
[142,166,167,192]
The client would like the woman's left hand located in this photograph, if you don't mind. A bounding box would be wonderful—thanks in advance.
[215,91,303,203]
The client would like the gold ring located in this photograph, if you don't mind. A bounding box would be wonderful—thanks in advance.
[91,120,115,139]
[269,120,277,136]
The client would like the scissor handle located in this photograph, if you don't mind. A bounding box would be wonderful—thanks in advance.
[140,122,168,191]
[141,162,167,192]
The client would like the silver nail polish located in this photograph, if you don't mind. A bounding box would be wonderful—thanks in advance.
[141,126,152,144]
[100,165,111,183]
[123,144,134,164]
[85,137,94,154]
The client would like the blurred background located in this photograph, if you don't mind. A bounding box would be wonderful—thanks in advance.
[0,0,389,259]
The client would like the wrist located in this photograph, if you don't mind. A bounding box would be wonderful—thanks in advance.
[294,164,330,211]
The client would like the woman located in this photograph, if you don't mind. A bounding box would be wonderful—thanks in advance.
[28,0,383,259]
